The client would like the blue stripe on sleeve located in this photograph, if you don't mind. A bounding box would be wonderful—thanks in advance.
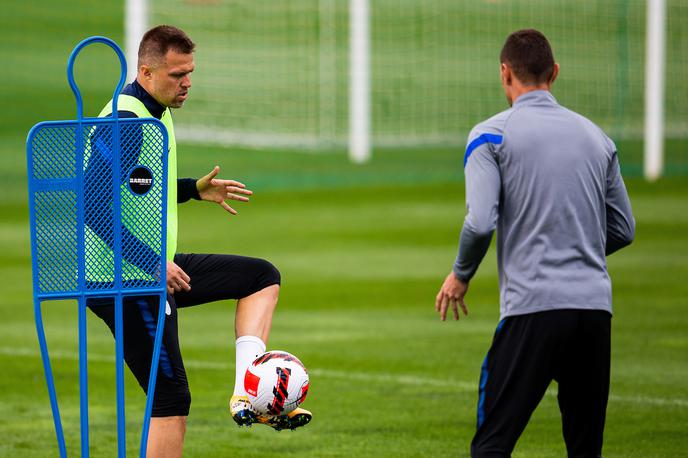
[464,134,503,167]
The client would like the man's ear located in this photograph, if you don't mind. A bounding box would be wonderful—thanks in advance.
[549,63,560,85]
[500,63,512,86]
[139,63,153,81]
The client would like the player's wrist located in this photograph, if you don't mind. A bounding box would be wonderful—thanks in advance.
[452,268,471,284]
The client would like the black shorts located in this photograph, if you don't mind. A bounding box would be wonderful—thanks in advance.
[471,309,611,458]
[87,253,280,417]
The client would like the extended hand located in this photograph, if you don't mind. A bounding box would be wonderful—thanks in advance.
[435,272,469,321]
[196,166,253,215]
[167,260,191,295]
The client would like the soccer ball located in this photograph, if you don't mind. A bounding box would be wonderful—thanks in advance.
[244,350,309,416]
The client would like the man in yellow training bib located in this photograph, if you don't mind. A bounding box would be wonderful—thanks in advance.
[85,25,311,458]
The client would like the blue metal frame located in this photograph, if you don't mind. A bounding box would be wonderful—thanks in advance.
[26,36,169,458]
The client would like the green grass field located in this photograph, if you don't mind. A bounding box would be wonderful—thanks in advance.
[1,150,688,457]
[2,1,688,456]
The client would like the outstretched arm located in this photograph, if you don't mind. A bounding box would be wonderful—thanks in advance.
[195,166,253,215]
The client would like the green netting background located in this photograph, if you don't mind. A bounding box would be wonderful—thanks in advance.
[89,1,687,177]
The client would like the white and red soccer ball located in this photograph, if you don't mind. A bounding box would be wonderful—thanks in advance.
[244,351,309,416]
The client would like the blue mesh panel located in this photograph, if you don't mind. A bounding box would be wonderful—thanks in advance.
[31,125,77,180]
[28,117,168,297]
[35,190,79,294]
[83,123,116,288]
[119,122,166,289]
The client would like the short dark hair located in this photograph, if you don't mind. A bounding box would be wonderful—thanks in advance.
[500,29,555,85]
[138,25,195,66]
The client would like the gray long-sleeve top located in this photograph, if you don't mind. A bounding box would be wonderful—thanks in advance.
[454,90,635,320]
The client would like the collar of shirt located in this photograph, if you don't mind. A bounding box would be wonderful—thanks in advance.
[121,80,166,119]
[513,89,558,108]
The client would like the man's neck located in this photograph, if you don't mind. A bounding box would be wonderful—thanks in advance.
[511,85,550,104]
[122,79,166,119]
[507,79,551,106]
[135,78,159,103]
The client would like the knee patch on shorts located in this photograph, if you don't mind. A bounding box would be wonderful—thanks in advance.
[151,386,191,417]
[249,259,281,294]
[261,260,281,287]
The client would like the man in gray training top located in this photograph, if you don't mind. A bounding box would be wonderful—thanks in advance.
[435,29,635,457]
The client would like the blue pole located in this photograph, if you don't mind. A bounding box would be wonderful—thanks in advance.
[34,300,68,458]
[115,294,126,458]
[140,122,170,457]
[79,297,90,457]
[67,36,130,457]
[67,36,127,121]
[139,295,167,456]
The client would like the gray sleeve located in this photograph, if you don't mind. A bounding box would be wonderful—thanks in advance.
[453,144,500,281]
[605,152,635,255]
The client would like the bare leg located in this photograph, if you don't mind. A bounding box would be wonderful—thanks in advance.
[235,284,279,342]
[147,416,186,458]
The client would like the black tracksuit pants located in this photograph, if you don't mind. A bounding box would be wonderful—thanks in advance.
[472,309,611,458]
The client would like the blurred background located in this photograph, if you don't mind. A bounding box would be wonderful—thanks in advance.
[2,1,687,456]
[150,0,688,174]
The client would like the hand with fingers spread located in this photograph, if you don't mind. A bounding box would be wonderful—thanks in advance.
[435,272,469,321]
[167,260,192,295]
[196,165,253,215]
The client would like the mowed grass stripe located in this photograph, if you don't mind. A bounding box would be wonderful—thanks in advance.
[4,346,686,409]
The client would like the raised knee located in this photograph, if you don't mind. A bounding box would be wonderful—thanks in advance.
[262,260,281,286]
[251,259,280,290]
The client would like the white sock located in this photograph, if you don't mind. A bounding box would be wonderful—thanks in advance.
[233,335,266,397]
